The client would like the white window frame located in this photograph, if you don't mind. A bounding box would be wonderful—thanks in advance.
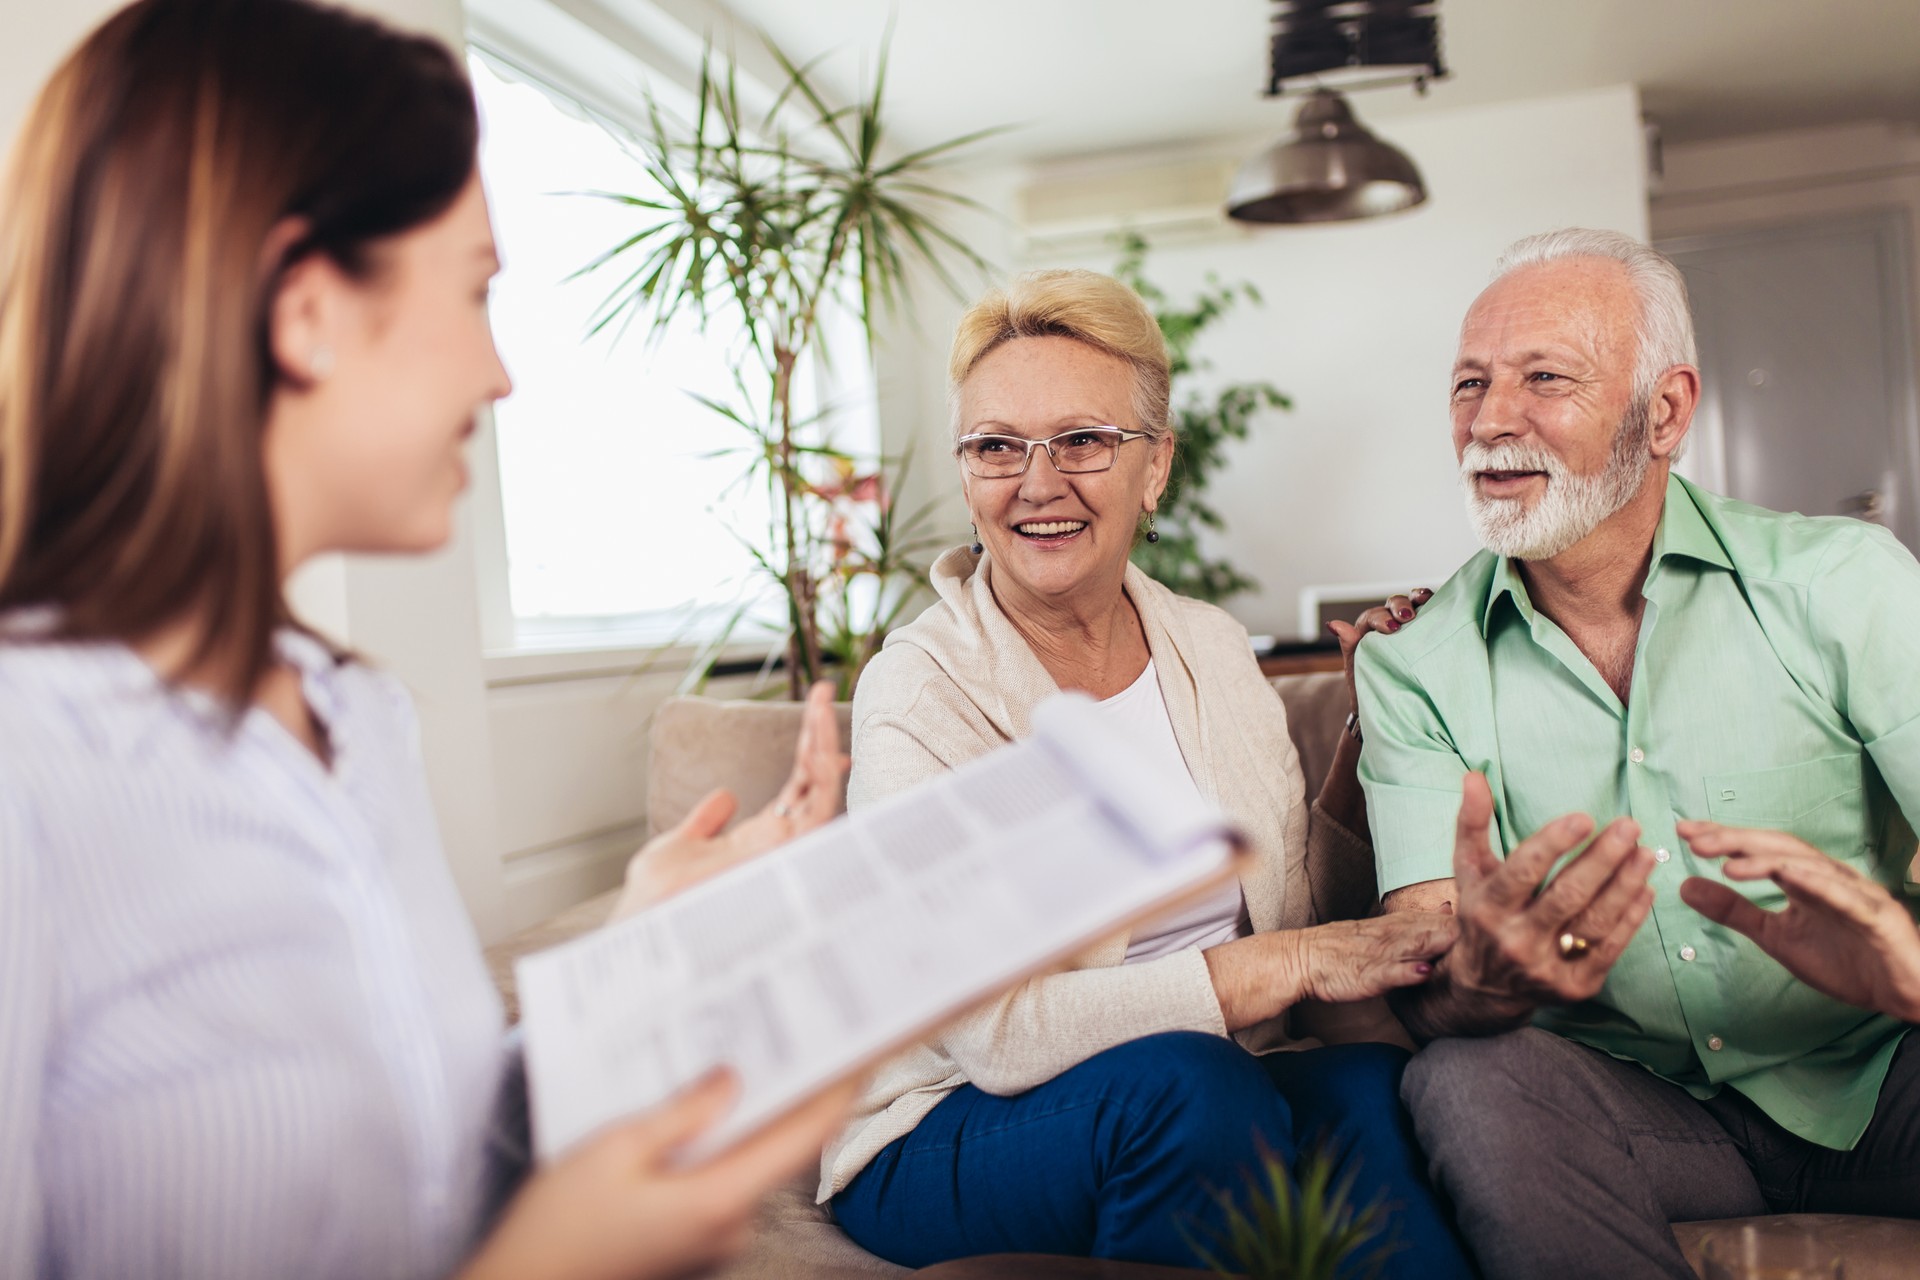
[464,0,879,682]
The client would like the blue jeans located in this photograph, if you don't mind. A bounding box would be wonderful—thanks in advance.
[832,1032,1475,1277]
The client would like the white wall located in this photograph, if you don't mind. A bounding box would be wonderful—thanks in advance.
[869,164,1029,550]
[874,84,1651,640]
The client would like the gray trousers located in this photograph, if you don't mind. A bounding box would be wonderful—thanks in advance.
[1401,1027,1920,1280]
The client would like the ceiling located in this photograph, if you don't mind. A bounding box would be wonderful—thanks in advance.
[645,0,1920,164]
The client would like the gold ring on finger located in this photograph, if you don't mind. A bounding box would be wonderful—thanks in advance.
[1557,932,1591,960]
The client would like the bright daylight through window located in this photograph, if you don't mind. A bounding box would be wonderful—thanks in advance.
[471,51,796,646]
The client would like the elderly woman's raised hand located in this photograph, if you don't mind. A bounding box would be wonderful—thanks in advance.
[1679,821,1920,1023]
[610,682,849,922]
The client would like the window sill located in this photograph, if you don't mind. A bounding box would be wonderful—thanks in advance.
[482,638,783,689]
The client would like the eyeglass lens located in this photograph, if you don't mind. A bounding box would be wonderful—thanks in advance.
[959,429,1124,477]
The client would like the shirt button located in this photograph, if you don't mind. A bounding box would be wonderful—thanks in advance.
[1707,1035,1725,1051]
[1655,847,1672,864]
[1629,747,1646,764]
[1679,945,1697,962]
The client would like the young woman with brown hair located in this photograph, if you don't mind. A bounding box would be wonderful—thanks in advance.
[0,1,849,1276]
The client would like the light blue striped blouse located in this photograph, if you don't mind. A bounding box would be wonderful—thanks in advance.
[0,619,521,1279]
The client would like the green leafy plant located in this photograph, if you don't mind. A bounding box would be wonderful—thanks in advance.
[578,37,997,697]
[1114,233,1291,604]
[1183,1142,1401,1280]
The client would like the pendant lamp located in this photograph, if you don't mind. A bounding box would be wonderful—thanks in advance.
[1226,88,1426,224]
[1227,1,1445,226]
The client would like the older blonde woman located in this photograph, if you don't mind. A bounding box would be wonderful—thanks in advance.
[820,271,1473,1274]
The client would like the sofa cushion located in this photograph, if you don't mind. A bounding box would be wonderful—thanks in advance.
[647,696,855,838]
[709,1174,905,1279]
[1269,672,1348,799]
[644,680,1340,841]
[1672,1214,1920,1279]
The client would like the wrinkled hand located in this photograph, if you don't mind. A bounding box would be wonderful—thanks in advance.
[1327,587,1432,712]
[1678,821,1920,1023]
[1445,773,1657,1018]
[612,682,848,922]
[1295,912,1459,1004]
[463,1072,860,1280]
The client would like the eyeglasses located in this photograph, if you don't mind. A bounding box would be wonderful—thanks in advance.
[954,426,1151,478]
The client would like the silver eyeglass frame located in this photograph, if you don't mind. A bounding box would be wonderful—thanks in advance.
[953,426,1151,478]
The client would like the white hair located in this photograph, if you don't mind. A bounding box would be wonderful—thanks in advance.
[1490,228,1696,459]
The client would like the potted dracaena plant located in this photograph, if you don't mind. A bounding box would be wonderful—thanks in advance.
[577,37,1000,698]
[1184,1142,1402,1280]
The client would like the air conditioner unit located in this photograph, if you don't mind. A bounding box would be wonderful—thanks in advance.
[1018,157,1245,259]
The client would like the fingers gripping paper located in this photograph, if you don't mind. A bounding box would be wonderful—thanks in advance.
[516,692,1242,1161]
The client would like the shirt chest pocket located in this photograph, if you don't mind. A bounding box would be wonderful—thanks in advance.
[1701,753,1868,858]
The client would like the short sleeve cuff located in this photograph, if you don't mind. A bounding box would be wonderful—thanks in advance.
[1366,783,1466,896]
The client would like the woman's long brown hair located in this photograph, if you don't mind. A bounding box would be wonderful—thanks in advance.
[0,0,476,708]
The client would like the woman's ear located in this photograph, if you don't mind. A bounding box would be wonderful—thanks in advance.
[261,219,343,390]
[1144,432,1175,509]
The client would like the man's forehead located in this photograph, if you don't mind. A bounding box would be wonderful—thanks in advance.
[1456,258,1637,365]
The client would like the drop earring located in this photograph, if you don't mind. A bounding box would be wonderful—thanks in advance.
[970,523,983,555]
[1145,511,1159,544]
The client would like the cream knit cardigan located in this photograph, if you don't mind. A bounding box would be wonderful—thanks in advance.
[817,546,1372,1201]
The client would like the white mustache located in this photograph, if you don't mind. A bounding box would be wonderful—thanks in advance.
[1459,441,1567,486]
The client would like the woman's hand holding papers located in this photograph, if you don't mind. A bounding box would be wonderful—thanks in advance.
[463,1072,861,1280]
[610,682,849,923]
[475,682,857,1280]
[1679,822,1920,1024]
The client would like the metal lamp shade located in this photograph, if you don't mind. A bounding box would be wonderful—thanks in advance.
[1227,88,1427,224]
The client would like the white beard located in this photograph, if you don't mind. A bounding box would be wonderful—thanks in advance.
[1461,403,1652,561]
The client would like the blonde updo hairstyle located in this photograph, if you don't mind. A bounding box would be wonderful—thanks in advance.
[948,269,1172,443]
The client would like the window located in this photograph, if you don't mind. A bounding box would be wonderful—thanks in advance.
[472,51,824,648]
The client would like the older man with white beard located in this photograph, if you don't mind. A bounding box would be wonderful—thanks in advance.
[1352,228,1920,1280]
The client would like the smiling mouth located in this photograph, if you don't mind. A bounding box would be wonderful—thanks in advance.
[1014,519,1088,541]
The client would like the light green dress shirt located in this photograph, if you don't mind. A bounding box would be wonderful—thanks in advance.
[1356,474,1920,1150]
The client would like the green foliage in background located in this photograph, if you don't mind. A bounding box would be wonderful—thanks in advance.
[1115,233,1291,604]
[578,36,995,697]
[1183,1142,1400,1280]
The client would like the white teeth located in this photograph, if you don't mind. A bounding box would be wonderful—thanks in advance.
[1016,521,1087,536]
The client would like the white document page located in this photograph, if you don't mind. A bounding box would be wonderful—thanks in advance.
[516,692,1240,1162]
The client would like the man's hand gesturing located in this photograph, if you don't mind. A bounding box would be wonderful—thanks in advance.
[1679,821,1920,1023]
[1396,774,1659,1039]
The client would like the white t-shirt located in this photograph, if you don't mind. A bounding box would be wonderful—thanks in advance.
[1094,660,1250,964]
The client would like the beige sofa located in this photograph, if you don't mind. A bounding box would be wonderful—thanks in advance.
[485,675,1920,1279]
